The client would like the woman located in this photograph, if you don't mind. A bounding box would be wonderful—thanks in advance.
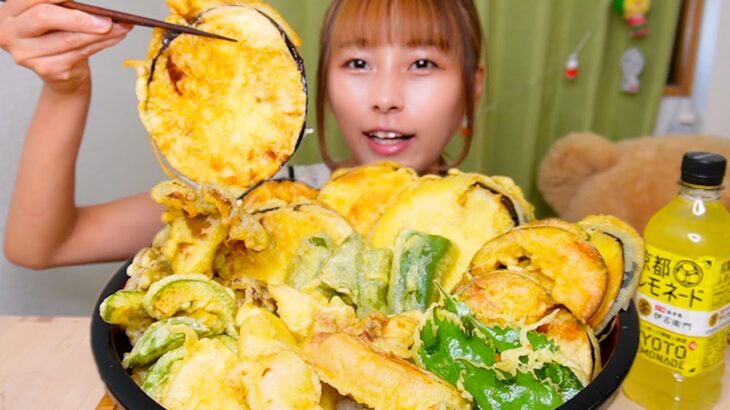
[0,0,484,268]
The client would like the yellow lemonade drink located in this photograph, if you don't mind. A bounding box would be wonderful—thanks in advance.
[623,152,730,410]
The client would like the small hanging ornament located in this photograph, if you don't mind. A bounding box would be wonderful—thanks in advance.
[564,27,594,82]
[620,47,645,93]
[564,52,580,80]
[460,116,471,138]
[614,0,651,38]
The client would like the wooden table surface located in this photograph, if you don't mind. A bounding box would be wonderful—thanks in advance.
[1,315,728,410]
[0,316,104,409]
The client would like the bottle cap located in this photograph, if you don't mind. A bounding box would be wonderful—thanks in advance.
[681,152,727,186]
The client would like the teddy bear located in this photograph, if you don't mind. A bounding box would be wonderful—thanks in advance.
[537,132,730,234]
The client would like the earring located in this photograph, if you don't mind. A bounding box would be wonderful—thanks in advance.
[460,116,471,138]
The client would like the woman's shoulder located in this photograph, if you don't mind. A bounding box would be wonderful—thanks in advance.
[271,162,332,189]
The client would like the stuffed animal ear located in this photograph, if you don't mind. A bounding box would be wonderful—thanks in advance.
[538,133,619,216]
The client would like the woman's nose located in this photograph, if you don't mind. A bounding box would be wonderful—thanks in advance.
[371,71,404,114]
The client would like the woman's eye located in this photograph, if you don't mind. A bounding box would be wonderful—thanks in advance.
[345,59,369,69]
[412,59,437,70]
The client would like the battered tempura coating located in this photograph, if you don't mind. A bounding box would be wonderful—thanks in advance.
[454,270,557,326]
[302,333,468,410]
[469,225,608,322]
[242,179,319,211]
[317,161,418,235]
[215,201,353,285]
[129,1,307,194]
[369,171,534,292]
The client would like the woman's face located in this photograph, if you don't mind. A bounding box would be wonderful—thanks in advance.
[327,43,470,173]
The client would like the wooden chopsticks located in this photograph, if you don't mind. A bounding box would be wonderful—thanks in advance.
[0,0,236,42]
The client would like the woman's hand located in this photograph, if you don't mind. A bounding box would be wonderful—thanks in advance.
[0,0,132,95]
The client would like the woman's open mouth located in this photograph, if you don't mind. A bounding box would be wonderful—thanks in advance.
[364,131,415,156]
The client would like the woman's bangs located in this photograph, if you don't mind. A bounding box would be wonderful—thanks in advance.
[329,0,462,56]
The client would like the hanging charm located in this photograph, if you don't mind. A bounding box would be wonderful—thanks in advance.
[564,52,580,80]
[614,0,651,38]
[620,47,645,94]
[563,25,594,82]
[460,116,471,138]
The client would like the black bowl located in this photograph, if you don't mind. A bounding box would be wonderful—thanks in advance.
[91,261,639,410]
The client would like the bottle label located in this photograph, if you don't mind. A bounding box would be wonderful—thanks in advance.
[635,245,730,377]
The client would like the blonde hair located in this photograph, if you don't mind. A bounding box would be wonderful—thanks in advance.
[316,0,484,170]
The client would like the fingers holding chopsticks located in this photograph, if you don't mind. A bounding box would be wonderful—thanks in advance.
[0,0,64,15]
[14,5,113,37]
[10,22,131,60]
[14,30,133,93]
[0,0,133,93]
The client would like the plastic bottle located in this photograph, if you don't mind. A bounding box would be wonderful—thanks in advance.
[623,152,730,410]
